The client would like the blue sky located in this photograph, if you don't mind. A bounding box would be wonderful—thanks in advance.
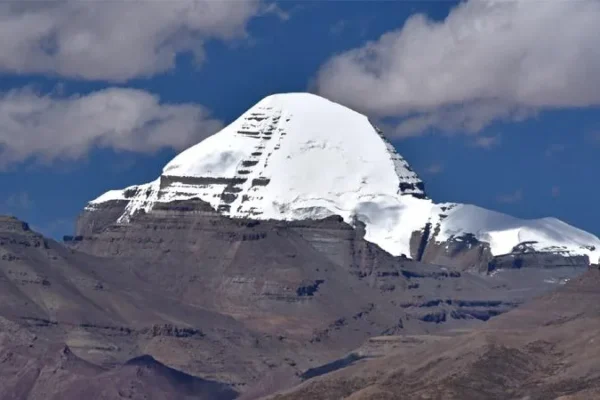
[0,0,599,238]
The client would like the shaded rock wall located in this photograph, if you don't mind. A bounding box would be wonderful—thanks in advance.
[410,225,589,272]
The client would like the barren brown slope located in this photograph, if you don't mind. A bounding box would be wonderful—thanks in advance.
[1,206,590,399]
[0,215,286,392]
[267,268,600,400]
[0,213,496,397]
[0,316,237,400]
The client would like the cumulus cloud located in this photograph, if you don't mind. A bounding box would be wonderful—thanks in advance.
[0,88,223,167]
[0,0,265,81]
[316,0,600,136]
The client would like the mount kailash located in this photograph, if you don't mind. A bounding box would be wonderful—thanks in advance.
[80,92,600,270]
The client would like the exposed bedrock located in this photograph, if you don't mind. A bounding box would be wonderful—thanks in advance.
[76,199,129,236]
[410,225,590,272]
[69,199,532,341]
[54,198,590,396]
[409,229,493,271]
[488,252,590,271]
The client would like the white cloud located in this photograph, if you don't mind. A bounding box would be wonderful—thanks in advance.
[0,0,265,81]
[316,0,600,136]
[0,87,223,167]
[472,135,500,150]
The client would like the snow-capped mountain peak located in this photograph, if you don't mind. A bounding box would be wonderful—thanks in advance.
[87,93,600,264]
[91,93,426,234]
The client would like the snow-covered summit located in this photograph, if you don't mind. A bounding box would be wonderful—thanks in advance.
[87,93,600,264]
[92,92,425,227]
[162,93,424,199]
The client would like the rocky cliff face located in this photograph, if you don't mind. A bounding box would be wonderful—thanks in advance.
[74,199,129,236]
[409,224,591,272]
[409,227,494,271]
[72,198,477,342]
[71,198,583,349]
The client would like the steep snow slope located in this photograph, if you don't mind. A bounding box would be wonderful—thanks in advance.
[87,93,600,264]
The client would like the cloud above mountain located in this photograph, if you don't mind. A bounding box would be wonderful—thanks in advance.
[0,88,223,167]
[316,0,600,136]
[0,0,265,81]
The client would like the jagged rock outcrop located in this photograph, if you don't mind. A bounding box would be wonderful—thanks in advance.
[410,229,494,271]
[410,225,591,272]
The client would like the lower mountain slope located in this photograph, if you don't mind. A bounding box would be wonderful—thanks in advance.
[267,267,600,400]
[0,216,278,391]
[0,317,237,400]
[1,204,592,399]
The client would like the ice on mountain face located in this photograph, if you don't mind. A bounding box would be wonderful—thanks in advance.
[434,204,600,263]
[87,93,600,264]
